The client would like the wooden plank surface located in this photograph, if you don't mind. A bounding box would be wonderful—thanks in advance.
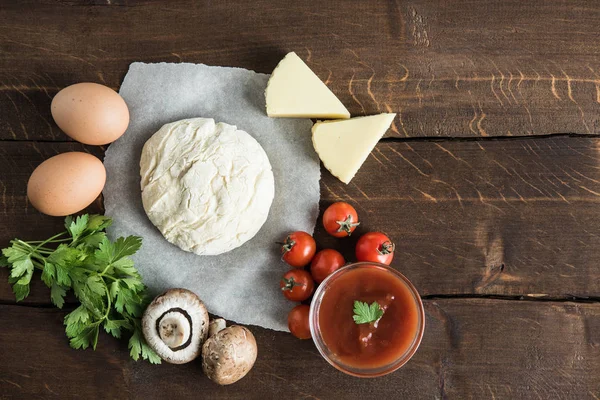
[1,299,598,399]
[2,1,600,399]
[3,138,600,304]
[318,137,600,298]
[2,0,600,141]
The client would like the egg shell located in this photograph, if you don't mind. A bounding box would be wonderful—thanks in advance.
[27,152,106,216]
[51,82,130,145]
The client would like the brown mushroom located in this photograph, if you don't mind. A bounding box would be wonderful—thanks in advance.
[202,320,258,385]
[142,288,209,364]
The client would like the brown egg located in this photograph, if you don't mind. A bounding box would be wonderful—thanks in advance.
[51,83,129,145]
[27,152,106,216]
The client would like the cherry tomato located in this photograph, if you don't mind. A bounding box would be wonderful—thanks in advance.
[280,231,316,268]
[355,232,395,265]
[280,269,315,302]
[288,304,311,339]
[310,249,345,283]
[323,202,360,237]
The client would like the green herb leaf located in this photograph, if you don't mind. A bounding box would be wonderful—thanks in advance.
[16,267,34,287]
[128,327,143,361]
[115,286,143,317]
[122,277,144,291]
[50,283,67,308]
[69,325,99,350]
[2,214,157,363]
[81,232,106,250]
[129,327,161,364]
[112,257,138,276]
[113,236,143,259]
[64,215,73,231]
[103,318,132,339]
[55,263,72,287]
[65,305,90,326]
[73,281,104,319]
[141,340,162,364]
[65,320,87,338]
[96,236,142,266]
[67,214,89,241]
[353,300,384,324]
[86,275,106,296]
[3,246,31,263]
[12,283,30,302]
[48,244,81,270]
[86,214,112,232]
[41,262,56,287]
[109,280,120,300]
[10,256,33,280]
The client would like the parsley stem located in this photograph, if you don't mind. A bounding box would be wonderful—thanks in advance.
[15,251,46,265]
[99,263,113,277]
[31,248,53,255]
[76,266,117,281]
[102,280,112,320]
[30,232,68,249]
[26,238,70,244]
[13,233,66,257]
[10,241,53,254]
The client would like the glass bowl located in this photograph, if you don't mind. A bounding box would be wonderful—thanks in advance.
[309,262,425,377]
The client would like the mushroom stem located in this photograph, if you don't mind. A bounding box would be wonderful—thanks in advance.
[209,318,227,337]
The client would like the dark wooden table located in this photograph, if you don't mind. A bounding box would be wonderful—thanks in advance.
[1,1,600,399]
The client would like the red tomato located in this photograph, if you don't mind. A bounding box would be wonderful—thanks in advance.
[355,232,395,265]
[280,231,316,268]
[322,202,360,238]
[288,304,311,339]
[280,269,315,302]
[310,249,345,283]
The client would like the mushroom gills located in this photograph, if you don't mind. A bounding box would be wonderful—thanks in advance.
[142,288,209,364]
[156,308,192,350]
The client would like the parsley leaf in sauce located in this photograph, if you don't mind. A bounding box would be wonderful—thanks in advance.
[353,300,384,324]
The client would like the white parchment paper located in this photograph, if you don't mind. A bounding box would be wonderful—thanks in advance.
[103,62,320,331]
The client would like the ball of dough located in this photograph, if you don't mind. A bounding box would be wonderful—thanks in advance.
[140,118,275,255]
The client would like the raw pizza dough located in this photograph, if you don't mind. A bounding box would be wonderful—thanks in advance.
[140,118,275,255]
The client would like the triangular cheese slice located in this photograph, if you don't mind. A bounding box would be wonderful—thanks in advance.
[265,52,350,119]
[312,113,396,184]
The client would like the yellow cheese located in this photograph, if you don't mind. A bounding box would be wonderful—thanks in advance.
[265,52,350,119]
[312,113,396,184]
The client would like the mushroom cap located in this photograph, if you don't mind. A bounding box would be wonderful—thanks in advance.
[142,288,209,364]
[202,326,258,385]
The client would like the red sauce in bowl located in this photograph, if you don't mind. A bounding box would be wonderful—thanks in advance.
[313,264,423,374]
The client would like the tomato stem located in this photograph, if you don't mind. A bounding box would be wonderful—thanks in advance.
[279,237,296,254]
[335,215,360,236]
[377,241,395,255]
[281,277,304,291]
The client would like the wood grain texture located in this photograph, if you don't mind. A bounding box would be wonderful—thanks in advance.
[1,0,600,141]
[1,299,598,399]
[3,138,600,305]
[2,2,600,398]
[317,136,600,299]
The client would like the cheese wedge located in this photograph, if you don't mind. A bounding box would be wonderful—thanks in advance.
[312,113,396,184]
[265,52,350,119]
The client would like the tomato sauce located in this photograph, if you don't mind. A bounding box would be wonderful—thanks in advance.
[318,266,420,369]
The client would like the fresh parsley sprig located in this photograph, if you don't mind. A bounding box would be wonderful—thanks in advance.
[0,214,161,364]
[353,300,384,324]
